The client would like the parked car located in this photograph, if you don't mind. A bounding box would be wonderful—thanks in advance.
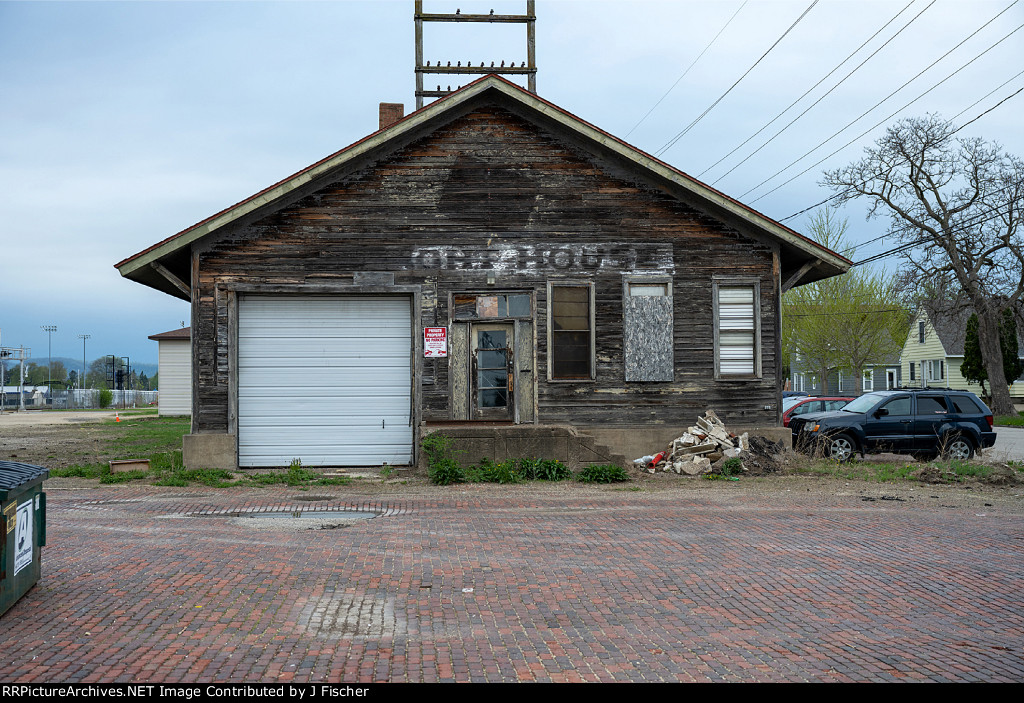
[782,395,808,413]
[791,388,996,462]
[783,396,854,427]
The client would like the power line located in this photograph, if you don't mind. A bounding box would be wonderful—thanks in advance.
[744,17,1024,204]
[784,308,905,317]
[849,192,1024,267]
[654,0,820,158]
[779,71,1024,226]
[836,170,1024,257]
[625,1,748,139]
[699,0,928,183]
[739,0,1022,202]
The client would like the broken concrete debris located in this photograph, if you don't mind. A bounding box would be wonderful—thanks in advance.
[634,410,776,476]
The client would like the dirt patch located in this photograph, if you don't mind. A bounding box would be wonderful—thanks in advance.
[0,422,111,469]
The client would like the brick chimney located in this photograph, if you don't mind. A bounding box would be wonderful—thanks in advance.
[379,103,404,130]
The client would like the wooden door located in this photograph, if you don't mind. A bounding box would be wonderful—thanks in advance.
[471,324,514,420]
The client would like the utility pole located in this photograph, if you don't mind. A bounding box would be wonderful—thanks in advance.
[78,334,90,390]
[41,325,56,405]
[78,333,90,410]
[19,346,26,412]
[414,1,536,109]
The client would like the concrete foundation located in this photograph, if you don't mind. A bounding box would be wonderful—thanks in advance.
[183,433,238,470]
[421,424,630,470]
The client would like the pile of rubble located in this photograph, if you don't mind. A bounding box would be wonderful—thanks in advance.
[634,410,783,476]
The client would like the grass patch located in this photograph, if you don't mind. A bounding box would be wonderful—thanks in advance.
[788,455,1001,484]
[994,412,1024,426]
[47,417,344,488]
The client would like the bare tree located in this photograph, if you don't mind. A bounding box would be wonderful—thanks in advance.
[823,115,1024,415]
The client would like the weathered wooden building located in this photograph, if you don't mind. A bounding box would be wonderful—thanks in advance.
[116,75,849,469]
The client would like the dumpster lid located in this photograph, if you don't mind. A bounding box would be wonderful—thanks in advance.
[0,461,50,500]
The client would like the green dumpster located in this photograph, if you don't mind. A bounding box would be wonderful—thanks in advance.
[1,461,48,617]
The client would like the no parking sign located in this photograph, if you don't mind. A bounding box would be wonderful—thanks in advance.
[424,327,448,358]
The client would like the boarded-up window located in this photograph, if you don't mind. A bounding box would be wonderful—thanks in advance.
[715,283,759,378]
[550,284,593,380]
[623,278,673,382]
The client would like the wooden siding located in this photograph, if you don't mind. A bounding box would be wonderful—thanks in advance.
[190,105,780,434]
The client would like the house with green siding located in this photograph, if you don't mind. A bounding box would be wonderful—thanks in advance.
[900,303,1024,406]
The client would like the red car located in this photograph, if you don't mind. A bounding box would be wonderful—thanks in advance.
[782,396,854,427]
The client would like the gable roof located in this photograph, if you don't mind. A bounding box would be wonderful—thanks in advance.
[148,327,191,342]
[920,302,1024,356]
[116,74,851,301]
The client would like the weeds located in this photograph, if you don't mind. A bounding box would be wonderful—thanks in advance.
[422,433,466,485]
[575,464,630,483]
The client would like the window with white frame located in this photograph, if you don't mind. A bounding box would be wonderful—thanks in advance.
[838,371,844,392]
[714,281,760,378]
[862,368,873,392]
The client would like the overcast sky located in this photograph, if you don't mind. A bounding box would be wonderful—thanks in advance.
[2,0,1022,366]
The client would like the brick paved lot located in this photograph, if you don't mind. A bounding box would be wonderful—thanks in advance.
[4,481,1024,682]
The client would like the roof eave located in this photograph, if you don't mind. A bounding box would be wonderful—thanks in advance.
[117,74,850,289]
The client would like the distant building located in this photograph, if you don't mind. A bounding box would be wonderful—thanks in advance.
[901,304,1024,401]
[148,327,191,416]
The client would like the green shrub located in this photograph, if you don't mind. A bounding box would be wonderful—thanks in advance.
[428,458,465,485]
[576,464,630,483]
[423,433,466,485]
[98,388,113,408]
[517,458,572,481]
[720,457,744,476]
[466,458,523,484]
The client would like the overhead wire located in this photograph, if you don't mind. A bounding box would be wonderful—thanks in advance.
[653,0,820,158]
[849,192,1024,268]
[625,0,749,138]
[698,0,928,182]
[778,70,1024,226]
[743,17,1024,204]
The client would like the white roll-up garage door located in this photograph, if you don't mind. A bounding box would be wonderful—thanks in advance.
[237,295,413,467]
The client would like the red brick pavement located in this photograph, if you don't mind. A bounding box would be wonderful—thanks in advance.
[3,483,1023,682]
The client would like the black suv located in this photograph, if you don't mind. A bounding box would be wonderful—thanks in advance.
[791,388,996,462]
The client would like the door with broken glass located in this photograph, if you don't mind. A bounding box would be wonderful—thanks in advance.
[471,324,514,420]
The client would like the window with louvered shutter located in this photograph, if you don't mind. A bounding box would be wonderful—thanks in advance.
[715,283,760,378]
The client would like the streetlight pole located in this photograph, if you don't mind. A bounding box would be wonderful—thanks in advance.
[78,334,90,395]
[41,325,56,404]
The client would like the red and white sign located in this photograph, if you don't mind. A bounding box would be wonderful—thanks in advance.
[424,327,448,358]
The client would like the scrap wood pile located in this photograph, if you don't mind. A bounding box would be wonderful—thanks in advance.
[634,409,785,476]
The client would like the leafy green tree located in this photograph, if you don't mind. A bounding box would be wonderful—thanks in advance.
[964,309,1024,397]
[49,360,67,386]
[961,314,987,397]
[785,208,909,394]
